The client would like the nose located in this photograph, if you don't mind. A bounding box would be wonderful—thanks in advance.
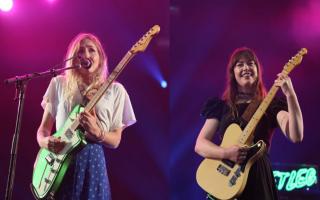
[83,48,91,58]
[243,63,250,70]
[78,48,90,59]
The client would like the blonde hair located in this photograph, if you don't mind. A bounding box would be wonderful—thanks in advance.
[63,33,108,106]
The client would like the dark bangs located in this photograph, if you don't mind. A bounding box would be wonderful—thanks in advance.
[230,48,258,70]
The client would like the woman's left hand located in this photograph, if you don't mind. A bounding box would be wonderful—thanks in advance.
[274,73,295,97]
[79,109,102,141]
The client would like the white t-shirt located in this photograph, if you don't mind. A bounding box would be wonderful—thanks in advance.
[41,75,136,132]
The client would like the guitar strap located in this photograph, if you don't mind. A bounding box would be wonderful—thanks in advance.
[239,99,261,144]
[240,98,261,125]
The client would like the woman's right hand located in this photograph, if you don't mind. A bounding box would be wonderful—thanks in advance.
[45,136,66,154]
[224,145,249,164]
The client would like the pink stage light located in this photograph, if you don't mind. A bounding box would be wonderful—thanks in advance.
[0,0,13,12]
[291,0,320,45]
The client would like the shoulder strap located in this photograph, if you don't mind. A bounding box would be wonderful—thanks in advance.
[241,98,261,124]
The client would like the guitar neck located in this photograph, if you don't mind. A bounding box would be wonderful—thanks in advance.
[81,25,160,112]
[239,84,279,145]
[84,51,134,112]
[237,48,307,145]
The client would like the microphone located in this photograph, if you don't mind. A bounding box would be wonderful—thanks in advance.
[76,58,92,69]
[80,59,92,69]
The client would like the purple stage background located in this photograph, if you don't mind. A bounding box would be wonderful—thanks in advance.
[1,0,320,199]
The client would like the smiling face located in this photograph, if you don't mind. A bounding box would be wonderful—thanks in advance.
[223,47,267,110]
[233,57,258,90]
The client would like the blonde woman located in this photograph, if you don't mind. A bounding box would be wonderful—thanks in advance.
[37,33,136,199]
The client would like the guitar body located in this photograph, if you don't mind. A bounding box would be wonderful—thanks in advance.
[196,123,266,200]
[31,105,87,200]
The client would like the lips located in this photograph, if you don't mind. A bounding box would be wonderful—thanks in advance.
[240,71,253,77]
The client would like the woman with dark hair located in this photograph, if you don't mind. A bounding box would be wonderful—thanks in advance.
[36,33,136,199]
[195,47,304,199]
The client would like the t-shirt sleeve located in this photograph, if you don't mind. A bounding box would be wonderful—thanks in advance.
[268,96,288,128]
[111,83,136,130]
[200,97,225,120]
[41,77,59,119]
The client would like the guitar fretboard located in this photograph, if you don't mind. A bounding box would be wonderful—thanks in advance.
[239,85,279,144]
[84,51,133,112]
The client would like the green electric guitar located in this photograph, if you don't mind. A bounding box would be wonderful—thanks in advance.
[31,25,160,200]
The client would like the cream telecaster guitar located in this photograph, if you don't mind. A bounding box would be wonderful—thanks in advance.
[31,25,160,200]
[196,48,307,200]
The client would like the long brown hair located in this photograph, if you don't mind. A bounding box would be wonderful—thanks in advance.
[222,47,267,116]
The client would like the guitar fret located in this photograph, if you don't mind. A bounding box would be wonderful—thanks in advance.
[83,52,133,112]
[240,85,281,144]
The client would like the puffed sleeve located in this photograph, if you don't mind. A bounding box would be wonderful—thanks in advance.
[111,83,136,130]
[200,97,225,120]
[268,96,288,128]
[41,77,59,119]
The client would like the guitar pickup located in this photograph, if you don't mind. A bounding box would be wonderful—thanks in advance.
[45,154,55,166]
[217,164,231,176]
[65,129,73,139]
[234,166,242,177]
[229,175,237,186]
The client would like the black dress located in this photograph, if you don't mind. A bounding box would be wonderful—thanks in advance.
[201,97,287,200]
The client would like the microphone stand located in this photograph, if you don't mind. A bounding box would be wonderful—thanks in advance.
[3,58,79,200]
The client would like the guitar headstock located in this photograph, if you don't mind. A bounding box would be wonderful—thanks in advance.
[283,48,307,75]
[130,25,160,54]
